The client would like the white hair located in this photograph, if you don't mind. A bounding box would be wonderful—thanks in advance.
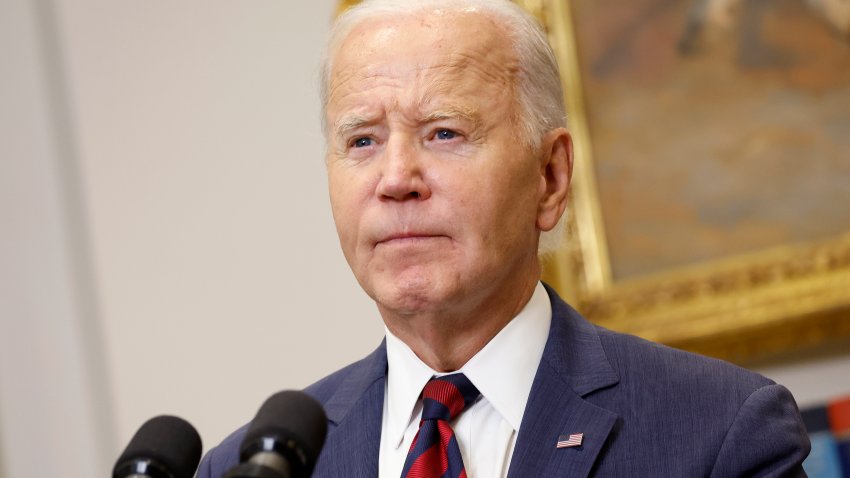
[320,0,568,254]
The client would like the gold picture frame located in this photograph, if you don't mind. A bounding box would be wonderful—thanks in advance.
[521,0,850,364]
[334,0,850,364]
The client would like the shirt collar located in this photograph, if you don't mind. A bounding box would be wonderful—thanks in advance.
[383,282,552,448]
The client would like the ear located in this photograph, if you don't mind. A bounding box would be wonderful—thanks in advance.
[536,128,573,231]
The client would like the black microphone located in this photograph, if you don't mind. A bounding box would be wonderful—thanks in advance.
[223,391,328,478]
[113,415,203,478]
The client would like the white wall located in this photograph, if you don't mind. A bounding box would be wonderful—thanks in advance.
[2,0,849,476]
[3,0,382,475]
[57,0,385,463]
[1,0,112,475]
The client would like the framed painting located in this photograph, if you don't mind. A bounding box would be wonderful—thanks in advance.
[523,0,850,364]
[335,0,850,363]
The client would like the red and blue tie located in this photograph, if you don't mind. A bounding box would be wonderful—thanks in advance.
[400,373,480,478]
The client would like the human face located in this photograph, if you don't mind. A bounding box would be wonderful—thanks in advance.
[326,12,556,319]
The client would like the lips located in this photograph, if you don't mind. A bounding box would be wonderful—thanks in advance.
[375,232,446,246]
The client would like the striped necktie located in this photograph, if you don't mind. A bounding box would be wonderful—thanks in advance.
[400,373,480,478]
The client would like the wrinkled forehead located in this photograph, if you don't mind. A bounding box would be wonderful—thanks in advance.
[327,11,519,107]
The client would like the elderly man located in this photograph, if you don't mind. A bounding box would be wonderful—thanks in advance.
[199,0,810,476]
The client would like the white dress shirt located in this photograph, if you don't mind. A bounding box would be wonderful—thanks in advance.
[378,282,552,477]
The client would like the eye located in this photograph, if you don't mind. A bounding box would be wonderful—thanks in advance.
[435,129,457,140]
[352,137,373,148]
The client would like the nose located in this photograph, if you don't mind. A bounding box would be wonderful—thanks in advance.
[375,135,431,202]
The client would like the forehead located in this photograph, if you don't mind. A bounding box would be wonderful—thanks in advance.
[327,11,518,118]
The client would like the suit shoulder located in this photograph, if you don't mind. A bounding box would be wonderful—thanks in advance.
[198,342,386,478]
[596,324,772,393]
[304,342,387,405]
[593,327,809,474]
[543,283,773,400]
[196,423,247,478]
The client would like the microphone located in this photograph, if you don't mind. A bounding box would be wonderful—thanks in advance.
[112,415,203,478]
[223,391,328,478]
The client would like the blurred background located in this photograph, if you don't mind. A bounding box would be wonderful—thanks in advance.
[1,0,848,476]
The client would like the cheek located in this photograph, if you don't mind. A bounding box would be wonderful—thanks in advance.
[328,168,374,251]
[483,166,541,233]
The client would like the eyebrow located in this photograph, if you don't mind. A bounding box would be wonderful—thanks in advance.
[334,114,373,139]
[418,105,480,127]
[332,104,481,138]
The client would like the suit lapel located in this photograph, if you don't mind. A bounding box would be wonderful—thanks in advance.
[314,343,387,478]
[508,286,620,478]
[313,286,620,477]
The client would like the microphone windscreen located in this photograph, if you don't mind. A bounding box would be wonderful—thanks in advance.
[241,391,327,476]
[114,415,202,478]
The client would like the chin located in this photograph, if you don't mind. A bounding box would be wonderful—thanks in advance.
[371,271,456,316]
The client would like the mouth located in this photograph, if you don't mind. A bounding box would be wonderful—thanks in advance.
[375,233,446,246]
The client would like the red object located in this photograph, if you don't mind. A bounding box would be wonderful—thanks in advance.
[828,395,850,436]
[401,374,479,478]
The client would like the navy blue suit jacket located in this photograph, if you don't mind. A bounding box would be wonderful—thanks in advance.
[198,286,809,477]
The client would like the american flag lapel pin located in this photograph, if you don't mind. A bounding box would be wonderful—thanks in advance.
[556,433,584,449]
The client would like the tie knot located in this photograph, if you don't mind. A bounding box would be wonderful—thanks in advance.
[420,373,480,422]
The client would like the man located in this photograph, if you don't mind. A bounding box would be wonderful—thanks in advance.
[199,0,810,476]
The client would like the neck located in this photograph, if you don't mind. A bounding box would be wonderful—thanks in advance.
[380,273,540,372]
